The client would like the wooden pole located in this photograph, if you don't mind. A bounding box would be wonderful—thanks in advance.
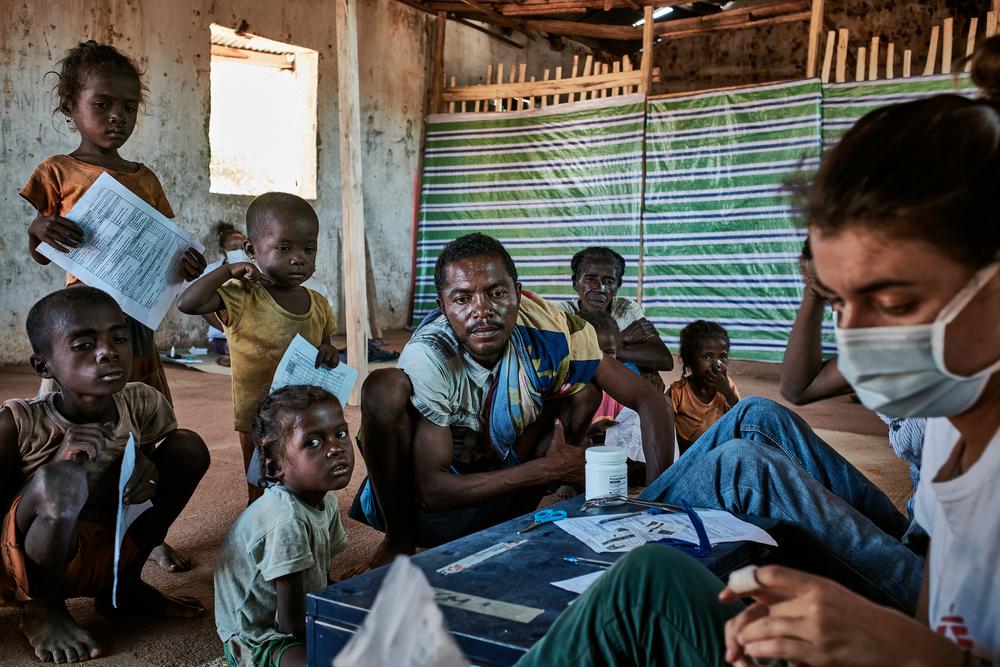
[430,12,447,115]
[886,42,894,79]
[923,24,939,76]
[942,17,953,74]
[966,17,979,72]
[806,0,825,77]
[640,6,654,92]
[855,46,866,82]
[820,29,835,82]
[835,28,848,83]
[903,49,912,77]
[335,0,370,404]
[988,11,998,38]
[868,36,879,81]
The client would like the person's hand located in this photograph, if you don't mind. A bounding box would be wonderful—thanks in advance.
[543,419,585,485]
[123,449,159,505]
[621,319,659,346]
[180,247,208,281]
[720,566,961,667]
[28,214,84,253]
[707,367,738,405]
[228,261,270,288]
[56,423,114,463]
[798,253,832,301]
[316,343,341,369]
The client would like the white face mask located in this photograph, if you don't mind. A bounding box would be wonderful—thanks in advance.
[835,261,1000,418]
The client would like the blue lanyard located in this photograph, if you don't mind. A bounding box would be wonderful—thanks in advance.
[655,500,712,558]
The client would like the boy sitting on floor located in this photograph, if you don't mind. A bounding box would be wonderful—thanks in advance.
[0,287,210,663]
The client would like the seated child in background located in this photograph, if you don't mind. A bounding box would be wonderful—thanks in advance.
[577,310,640,423]
[178,192,339,504]
[202,222,248,366]
[0,287,209,663]
[214,385,353,667]
[670,320,740,453]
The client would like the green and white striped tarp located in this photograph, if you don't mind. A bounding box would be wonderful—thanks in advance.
[821,74,977,148]
[412,95,646,323]
[642,80,822,362]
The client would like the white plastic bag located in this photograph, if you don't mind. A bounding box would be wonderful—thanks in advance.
[332,556,469,667]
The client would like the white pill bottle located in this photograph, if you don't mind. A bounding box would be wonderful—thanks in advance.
[585,446,628,502]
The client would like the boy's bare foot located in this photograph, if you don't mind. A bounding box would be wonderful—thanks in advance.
[96,581,205,619]
[148,543,192,572]
[21,599,103,663]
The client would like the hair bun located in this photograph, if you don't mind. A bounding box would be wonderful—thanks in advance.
[971,35,1000,104]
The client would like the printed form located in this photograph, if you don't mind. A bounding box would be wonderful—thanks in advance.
[271,334,358,406]
[37,172,204,330]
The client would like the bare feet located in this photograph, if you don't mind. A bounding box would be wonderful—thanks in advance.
[96,580,205,619]
[20,599,103,663]
[148,542,192,572]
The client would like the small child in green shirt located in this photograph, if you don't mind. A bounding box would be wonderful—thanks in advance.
[214,385,355,667]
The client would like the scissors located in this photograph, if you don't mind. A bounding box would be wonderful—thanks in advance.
[518,508,568,534]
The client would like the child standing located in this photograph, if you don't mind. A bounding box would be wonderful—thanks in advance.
[670,320,740,452]
[202,223,249,366]
[178,192,339,503]
[0,287,209,663]
[20,41,206,403]
[19,41,206,574]
[214,386,353,667]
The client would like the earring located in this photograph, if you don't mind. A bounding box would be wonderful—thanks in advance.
[64,116,71,124]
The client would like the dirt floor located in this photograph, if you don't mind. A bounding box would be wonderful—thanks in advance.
[0,330,907,665]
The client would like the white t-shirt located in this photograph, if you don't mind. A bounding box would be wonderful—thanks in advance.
[557,296,645,331]
[914,417,1000,662]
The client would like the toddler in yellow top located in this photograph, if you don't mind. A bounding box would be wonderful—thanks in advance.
[179,193,339,503]
[669,320,740,453]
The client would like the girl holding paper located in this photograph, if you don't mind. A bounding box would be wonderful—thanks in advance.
[19,41,206,574]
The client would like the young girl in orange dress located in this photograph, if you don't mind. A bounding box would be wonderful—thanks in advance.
[19,41,206,572]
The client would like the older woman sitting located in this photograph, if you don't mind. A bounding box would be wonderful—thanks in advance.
[559,246,674,388]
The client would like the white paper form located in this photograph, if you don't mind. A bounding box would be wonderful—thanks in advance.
[555,509,777,554]
[270,334,358,406]
[37,172,205,330]
[113,434,153,608]
[551,570,605,595]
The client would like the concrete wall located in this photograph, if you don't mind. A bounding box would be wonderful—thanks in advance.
[0,1,579,364]
[653,1,987,93]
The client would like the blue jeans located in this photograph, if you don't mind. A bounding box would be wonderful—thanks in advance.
[641,397,922,613]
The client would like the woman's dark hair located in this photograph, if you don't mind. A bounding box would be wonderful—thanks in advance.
[679,320,730,375]
[805,36,1000,267]
[215,222,243,251]
[570,247,626,286]
[51,41,147,115]
[251,385,341,487]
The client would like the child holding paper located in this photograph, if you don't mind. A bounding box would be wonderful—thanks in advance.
[178,192,339,504]
[215,385,353,667]
[202,223,249,366]
[19,41,206,403]
[0,287,209,663]
[19,41,206,574]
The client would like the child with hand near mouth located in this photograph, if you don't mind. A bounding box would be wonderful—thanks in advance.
[214,386,354,667]
[669,320,740,452]
[178,192,339,504]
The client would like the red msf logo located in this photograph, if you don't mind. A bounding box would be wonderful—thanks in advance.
[936,604,975,651]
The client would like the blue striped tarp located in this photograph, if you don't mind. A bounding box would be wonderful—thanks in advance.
[642,80,823,362]
[412,95,647,323]
[821,74,977,148]
[410,75,982,363]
